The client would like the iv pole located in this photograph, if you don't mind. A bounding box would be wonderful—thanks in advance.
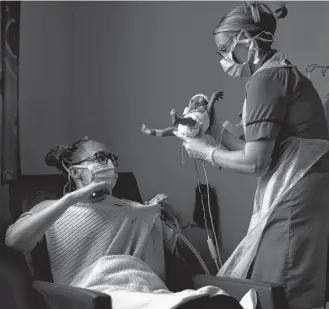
[305,64,329,77]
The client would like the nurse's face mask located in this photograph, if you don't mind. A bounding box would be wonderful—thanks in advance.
[217,30,274,79]
[67,151,119,189]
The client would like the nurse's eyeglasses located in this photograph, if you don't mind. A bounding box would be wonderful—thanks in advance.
[73,151,119,167]
[216,37,233,58]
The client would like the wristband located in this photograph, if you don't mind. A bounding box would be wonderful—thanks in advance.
[209,146,222,169]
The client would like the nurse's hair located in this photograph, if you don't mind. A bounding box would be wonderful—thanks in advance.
[213,1,288,49]
[45,136,89,192]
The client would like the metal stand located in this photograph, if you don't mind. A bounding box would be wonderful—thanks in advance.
[305,64,329,77]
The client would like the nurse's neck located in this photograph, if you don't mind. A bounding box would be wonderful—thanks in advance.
[249,48,275,75]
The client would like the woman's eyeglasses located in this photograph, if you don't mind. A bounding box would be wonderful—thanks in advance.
[73,151,119,167]
[216,37,233,57]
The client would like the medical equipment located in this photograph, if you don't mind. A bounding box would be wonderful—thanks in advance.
[194,161,223,271]
[305,63,329,79]
[180,123,229,273]
[305,63,329,136]
[191,122,232,271]
[180,154,223,272]
[160,204,210,274]
[164,220,211,275]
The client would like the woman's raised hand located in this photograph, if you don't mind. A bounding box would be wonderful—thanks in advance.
[66,181,110,204]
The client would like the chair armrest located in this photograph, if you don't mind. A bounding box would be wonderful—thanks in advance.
[33,280,112,309]
[192,275,289,309]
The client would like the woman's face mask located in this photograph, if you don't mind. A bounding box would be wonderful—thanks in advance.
[74,161,118,189]
[76,161,117,182]
[65,159,118,192]
[216,30,274,79]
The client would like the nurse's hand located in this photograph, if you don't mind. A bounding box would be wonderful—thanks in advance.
[173,130,217,162]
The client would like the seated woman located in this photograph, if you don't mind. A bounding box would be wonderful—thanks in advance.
[5,137,243,309]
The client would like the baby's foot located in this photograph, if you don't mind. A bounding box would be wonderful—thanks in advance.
[141,124,156,136]
[170,109,178,124]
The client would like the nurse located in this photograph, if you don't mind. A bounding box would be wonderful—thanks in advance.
[174,2,329,309]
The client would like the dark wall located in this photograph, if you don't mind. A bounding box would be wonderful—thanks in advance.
[18,1,329,260]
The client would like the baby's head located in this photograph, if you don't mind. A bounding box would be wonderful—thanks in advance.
[189,94,209,109]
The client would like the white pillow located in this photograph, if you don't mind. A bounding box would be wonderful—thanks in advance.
[239,289,258,309]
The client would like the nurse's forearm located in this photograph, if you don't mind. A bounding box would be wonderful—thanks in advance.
[211,148,258,175]
[211,124,245,151]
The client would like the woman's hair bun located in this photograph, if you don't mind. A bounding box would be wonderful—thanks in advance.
[274,2,288,19]
[45,145,67,169]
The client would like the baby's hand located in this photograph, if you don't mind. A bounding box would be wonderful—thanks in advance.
[211,90,224,101]
[170,109,176,117]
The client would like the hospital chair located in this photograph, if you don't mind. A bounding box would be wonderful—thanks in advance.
[0,173,289,309]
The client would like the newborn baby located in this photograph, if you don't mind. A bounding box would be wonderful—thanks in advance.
[141,90,224,138]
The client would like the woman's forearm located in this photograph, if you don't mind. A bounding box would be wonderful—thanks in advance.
[211,124,245,151]
[5,195,74,252]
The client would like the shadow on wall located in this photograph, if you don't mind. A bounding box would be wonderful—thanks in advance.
[19,1,329,260]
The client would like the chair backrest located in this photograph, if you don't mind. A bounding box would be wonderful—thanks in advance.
[9,174,65,223]
[8,172,143,281]
[8,172,143,221]
[112,172,143,203]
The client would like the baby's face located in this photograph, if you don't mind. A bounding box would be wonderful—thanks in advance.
[189,95,208,109]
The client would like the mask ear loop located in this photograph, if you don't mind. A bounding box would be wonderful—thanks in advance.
[232,30,255,67]
[62,159,74,194]
[230,32,241,55]
[63,180,70,195]
[236,34,256,64]
[237,31,274,65]
[255,31,274,64]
